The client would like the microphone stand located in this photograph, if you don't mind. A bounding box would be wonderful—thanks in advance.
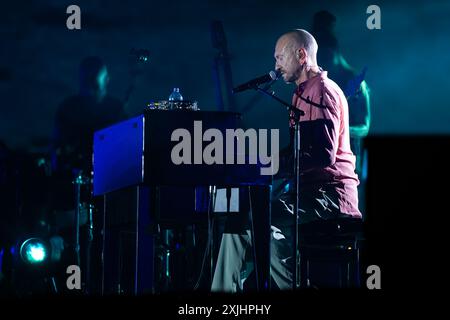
[251,85,304,290]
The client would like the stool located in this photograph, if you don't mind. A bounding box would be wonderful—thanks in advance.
[297,218,364,288]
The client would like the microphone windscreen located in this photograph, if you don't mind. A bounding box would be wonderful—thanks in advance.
[269,70,281,80]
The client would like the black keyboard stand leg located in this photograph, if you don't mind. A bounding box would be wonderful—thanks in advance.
[249,185,271,292]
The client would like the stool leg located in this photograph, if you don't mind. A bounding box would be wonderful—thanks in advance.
[347,261,351,288]
[300,250,308,288]
[356,247,361,287]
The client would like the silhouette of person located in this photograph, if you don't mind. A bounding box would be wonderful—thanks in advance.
[52,56,127,174]
[50,56,127,293]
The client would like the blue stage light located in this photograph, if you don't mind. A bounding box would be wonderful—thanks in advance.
[19,238,49,265]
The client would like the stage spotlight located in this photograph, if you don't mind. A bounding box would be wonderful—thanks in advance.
[19,238,49,265]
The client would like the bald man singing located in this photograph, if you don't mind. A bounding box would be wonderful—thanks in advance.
[211,29,361,292]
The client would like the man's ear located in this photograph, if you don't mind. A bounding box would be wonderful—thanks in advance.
[297,48,307,63]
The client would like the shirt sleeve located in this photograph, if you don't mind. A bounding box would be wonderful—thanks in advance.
[299,86,341,171]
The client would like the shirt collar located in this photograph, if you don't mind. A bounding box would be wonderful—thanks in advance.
[294,71,327,95]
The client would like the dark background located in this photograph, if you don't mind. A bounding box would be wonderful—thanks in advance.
[1,0,449,151]
[1,0,448,296]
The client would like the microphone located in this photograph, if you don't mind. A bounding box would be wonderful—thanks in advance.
[232,70,281,93]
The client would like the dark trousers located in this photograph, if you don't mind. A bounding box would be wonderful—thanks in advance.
[211,184,351,292]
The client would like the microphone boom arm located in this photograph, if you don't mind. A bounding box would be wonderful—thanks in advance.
[253,85,305,118]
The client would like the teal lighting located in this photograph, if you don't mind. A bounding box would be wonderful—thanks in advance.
[20,238,48,265]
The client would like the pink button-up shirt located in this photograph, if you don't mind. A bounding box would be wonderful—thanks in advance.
[290,71,361,217]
